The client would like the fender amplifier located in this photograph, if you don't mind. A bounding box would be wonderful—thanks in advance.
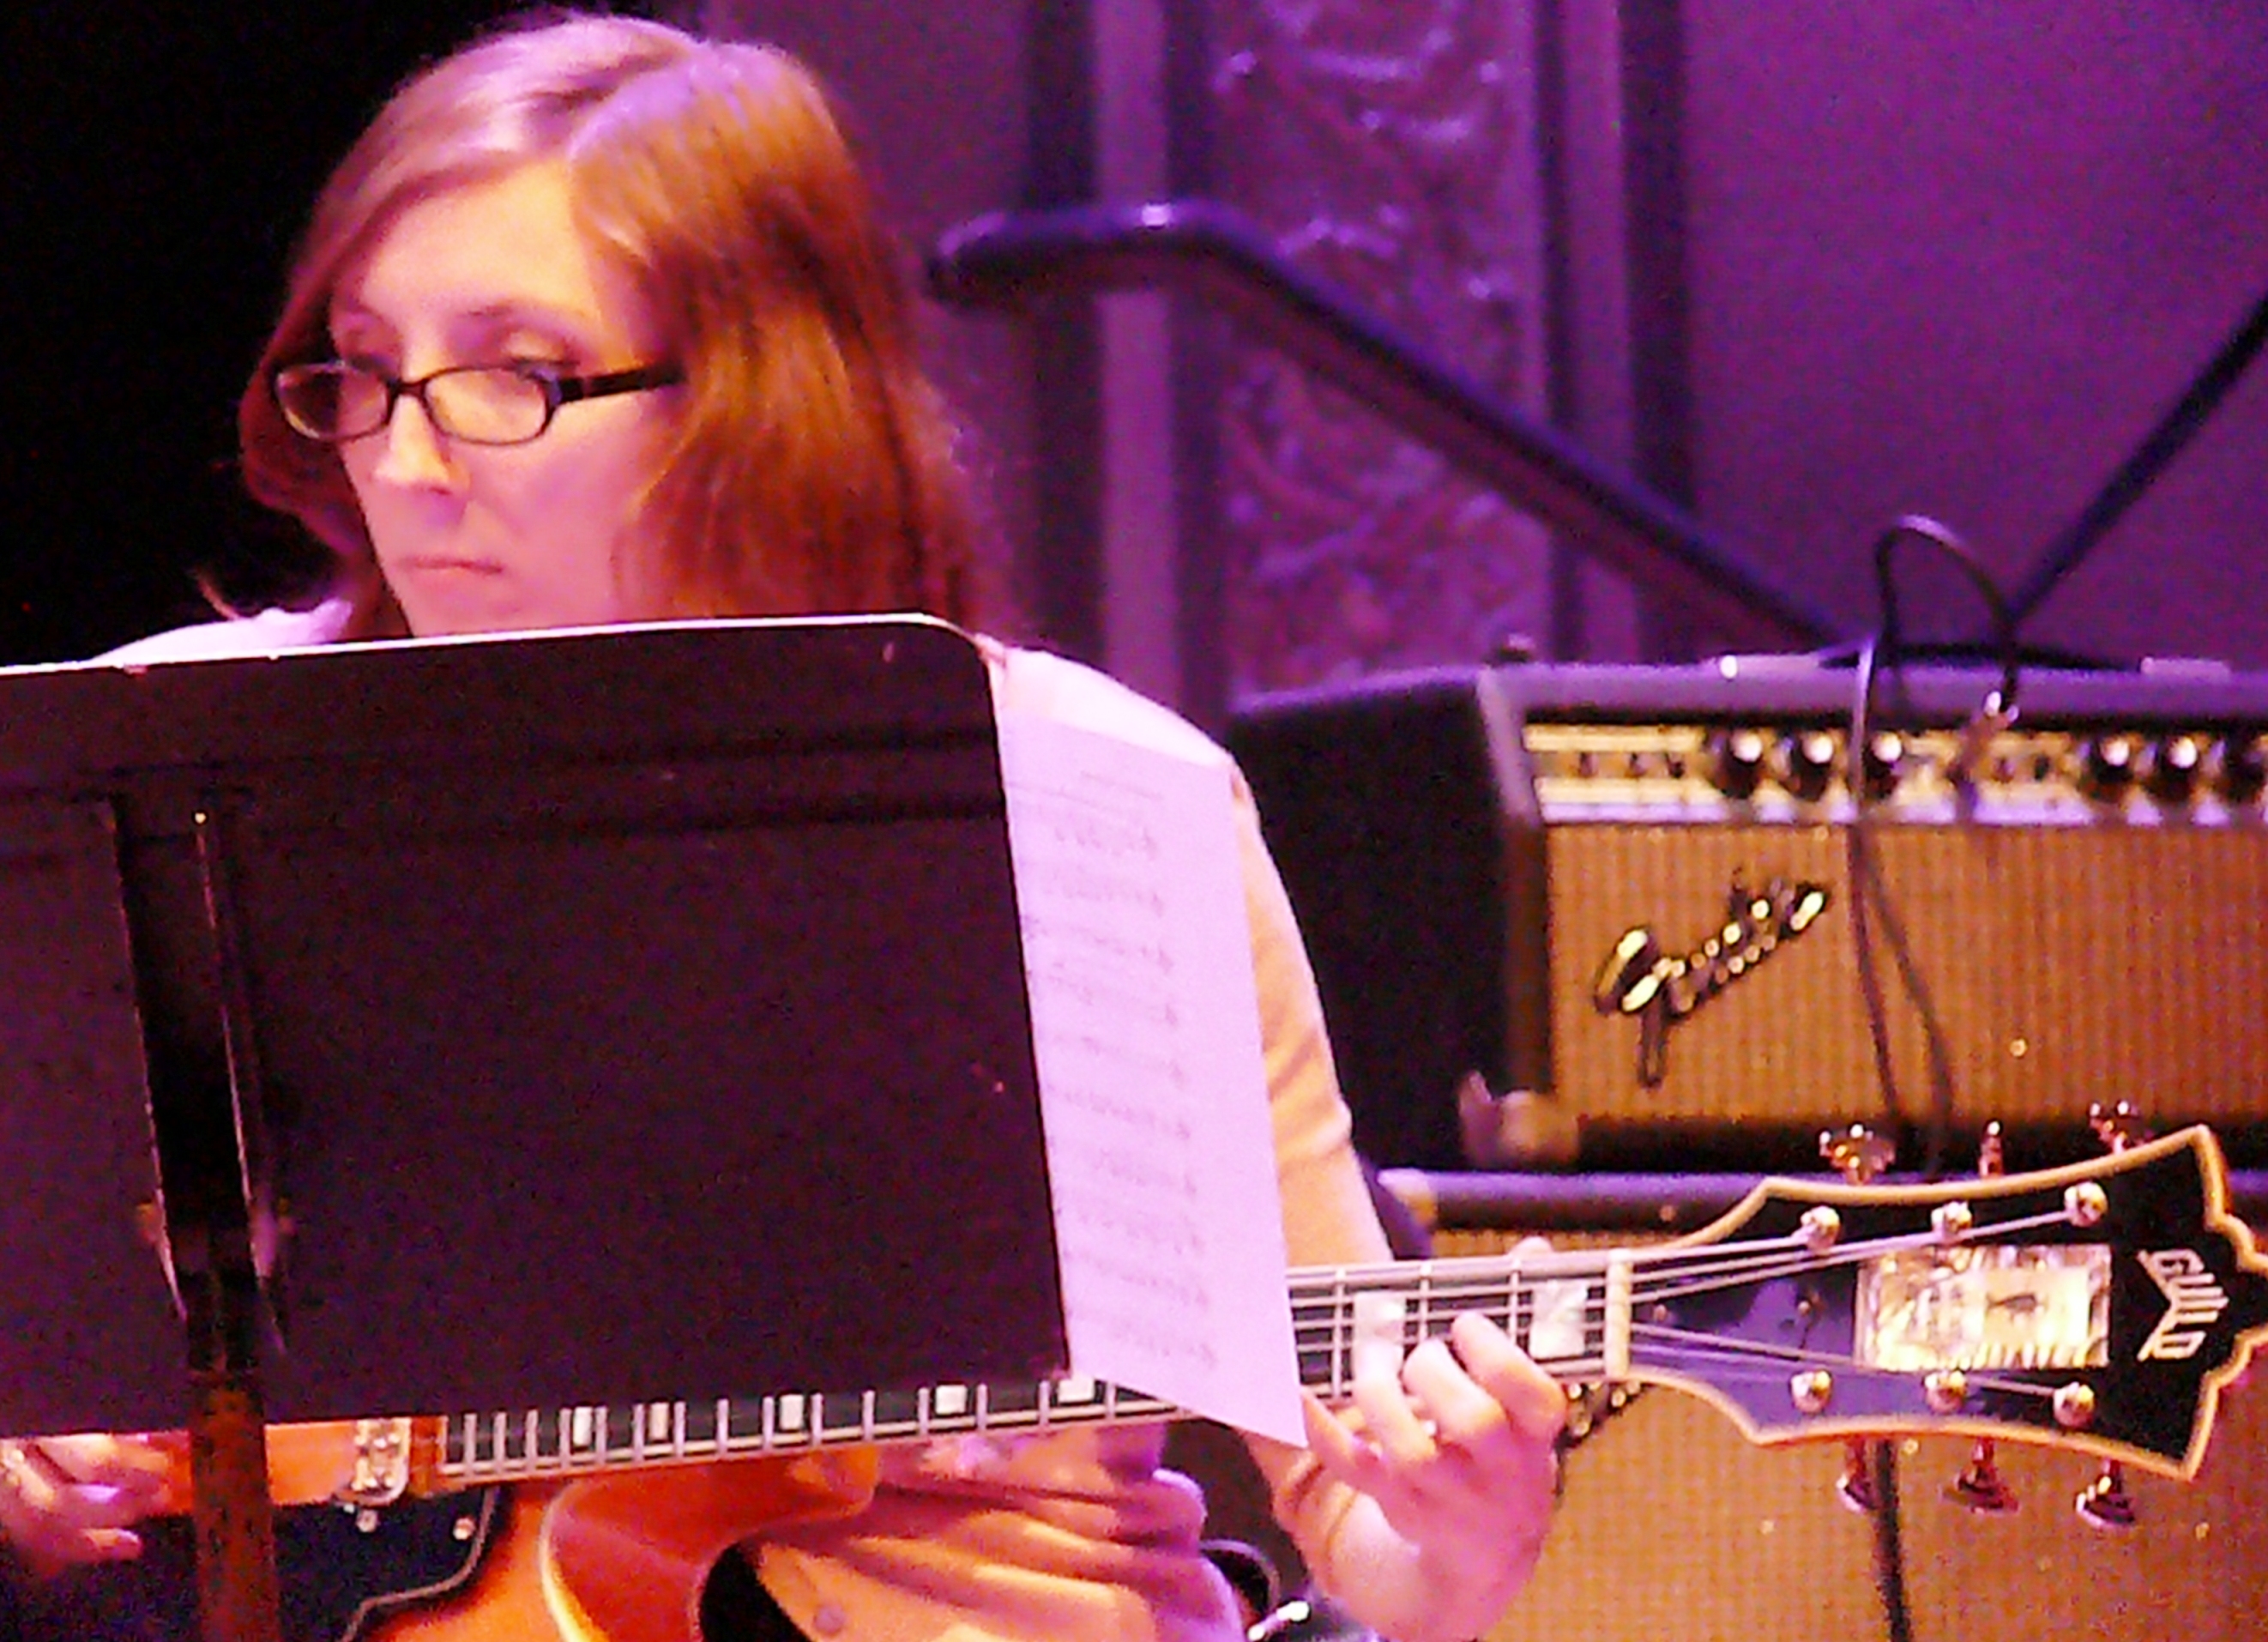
[1226,661,2268,1171]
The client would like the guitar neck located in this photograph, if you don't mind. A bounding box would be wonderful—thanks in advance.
[430,1247,1624,1488]
[413,1128,2268,1493]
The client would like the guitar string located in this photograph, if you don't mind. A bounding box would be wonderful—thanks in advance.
[1282,1205,2087,1328]
[1620,1326,2067,1403]
[444,1212,2109,1472]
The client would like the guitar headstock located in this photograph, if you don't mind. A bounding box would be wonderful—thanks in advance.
[1629,1125,2268,1478]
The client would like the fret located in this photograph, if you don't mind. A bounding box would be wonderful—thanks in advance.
[631,1399,672,1460]
[978,1379,1042,1430]
[1331,1273,1348,1399]
[1525,1272,1592,1365]
[1294,1278,1343,1394]
[1040,1373,1098,1428]
[685,1398,722,1449]
[921,1384,971,1436]
[564,1405,606,1465]
[767,1393,809,1447]
[1349,1289,1407,1386]
[871,1388,924,1438]
[1602,1254,1633,1380]
[722,1397,764,1452]
[814,1391,865,1445]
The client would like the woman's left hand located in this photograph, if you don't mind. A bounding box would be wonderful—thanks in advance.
[1300,1308,1565,1590]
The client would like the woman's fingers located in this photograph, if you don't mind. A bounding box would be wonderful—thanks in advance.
[0,1434,172,1572]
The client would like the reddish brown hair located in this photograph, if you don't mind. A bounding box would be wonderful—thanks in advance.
[239,13,982,635]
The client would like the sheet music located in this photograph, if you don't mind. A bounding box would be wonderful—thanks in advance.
[997,713,1302,1445]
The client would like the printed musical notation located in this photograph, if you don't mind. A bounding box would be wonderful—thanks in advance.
[997,713,1301,1444]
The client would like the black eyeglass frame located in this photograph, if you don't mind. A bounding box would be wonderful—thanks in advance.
[271,359,685,447]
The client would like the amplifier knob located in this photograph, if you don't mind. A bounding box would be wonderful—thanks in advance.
[1778,730,1837,802]
[1708,727,1769,800]
[2214,732,2267,804]
[2140,733,2205,803]
[2078,734,2139,802]
[1860,732,1904,801]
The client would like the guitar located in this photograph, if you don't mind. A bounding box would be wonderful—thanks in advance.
[21,1124,2268,1642]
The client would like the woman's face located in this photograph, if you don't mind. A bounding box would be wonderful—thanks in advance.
[328,160,678,637]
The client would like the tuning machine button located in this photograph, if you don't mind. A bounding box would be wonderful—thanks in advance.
[2089,1101,2150,1153]
[1836,1441,1879,1513]
[2052,1382,2097,1429]
[1821,1126,1895,1184]
[1707,727,1769,800]
[1923,1370,1969,1414]
[1798,1205,1843,1253]
[1939,1127,2019,1512]
[2075,1462,2137,1532]
[1790,1370,1834,1415]
[1947,1440,2018,1513]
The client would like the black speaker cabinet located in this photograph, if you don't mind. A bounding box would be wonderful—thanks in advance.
[1227,661,2268,1171]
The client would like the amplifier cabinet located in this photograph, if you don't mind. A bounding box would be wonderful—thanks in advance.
[1227,661,2268,1170]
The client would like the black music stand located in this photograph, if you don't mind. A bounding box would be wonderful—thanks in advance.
[0,616,1066,1641]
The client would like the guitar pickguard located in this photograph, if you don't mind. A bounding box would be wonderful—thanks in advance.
[1,1488,503,1642]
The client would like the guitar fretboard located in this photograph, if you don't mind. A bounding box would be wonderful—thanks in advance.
[440,1378,1173,1477]
[437,1252,1626,1483]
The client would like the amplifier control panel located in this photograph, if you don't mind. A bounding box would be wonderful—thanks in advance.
[1527,720,2268,824]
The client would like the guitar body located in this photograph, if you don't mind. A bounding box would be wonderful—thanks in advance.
[480,1452,877,1642]
[9,1444,876,1642]
[347,1448,877,1642]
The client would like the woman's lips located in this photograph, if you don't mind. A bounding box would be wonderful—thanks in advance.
[401,555,504,576]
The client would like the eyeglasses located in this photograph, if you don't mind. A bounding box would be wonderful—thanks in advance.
[272,359,684,446]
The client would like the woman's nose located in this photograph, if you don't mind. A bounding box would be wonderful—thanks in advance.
[367,391,461,489]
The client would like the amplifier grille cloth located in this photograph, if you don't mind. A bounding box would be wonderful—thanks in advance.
[1547,823,2268,1135]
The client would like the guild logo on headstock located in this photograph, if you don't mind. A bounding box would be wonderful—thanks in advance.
[2138,1249,2229,1362]
[1592,877,1830,1086]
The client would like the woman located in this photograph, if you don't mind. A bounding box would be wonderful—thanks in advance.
[2,15,1562,1641]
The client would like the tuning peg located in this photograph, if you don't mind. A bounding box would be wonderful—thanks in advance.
[2088,1102,2151,1154]
[1821,1125,1896,1185]
[1977,1120,2005,1178]
[1946,1440,2018,1514]
[2074,1461,2137,1532]
[1835,1439,1879,1514]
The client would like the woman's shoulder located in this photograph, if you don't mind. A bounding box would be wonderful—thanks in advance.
[977,637,1228,769]
[93,601,353,666]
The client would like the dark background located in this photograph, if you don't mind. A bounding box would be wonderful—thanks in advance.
[0,4,533,664]
[6,4,2265,674]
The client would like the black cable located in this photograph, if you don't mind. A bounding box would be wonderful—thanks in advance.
[1869,514,2021,722]
[1844,637,1912,1140]
[1843,516,2020,1642]
[1868,1440,1915,1642]
[1848,516,2021,1176]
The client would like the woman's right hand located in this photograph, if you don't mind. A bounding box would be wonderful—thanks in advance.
[0,1435,175,1575]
